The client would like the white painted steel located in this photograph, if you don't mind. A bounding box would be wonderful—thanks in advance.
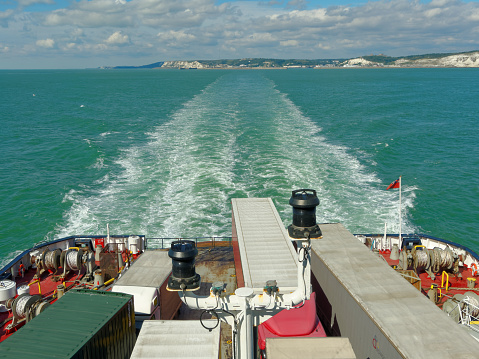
[128,235,140,254]
[113,251,171,320]
[265,337,356,359]
[179,198,315,359]
[0,280,16,301]
[130,320,220,359]
[178,231,311,359]
[114,251,171,288]
[112,285,158,315]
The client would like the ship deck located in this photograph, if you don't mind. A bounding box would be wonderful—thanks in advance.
[176,245,237,359]
[0,265,91,342]
[381,251,479,304]
[2,203,479,358]
[311,223,479,359]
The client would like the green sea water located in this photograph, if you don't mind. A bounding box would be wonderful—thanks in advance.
[1,68,478,267]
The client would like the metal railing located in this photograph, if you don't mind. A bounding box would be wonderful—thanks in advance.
[0,235,233,278]
[444,296,479,332]
[144,236,233,250]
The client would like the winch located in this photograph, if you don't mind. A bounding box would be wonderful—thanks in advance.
[59,247,95,281]
[6,294,50,331]
[399,245,459,281]
[31,248,62,279]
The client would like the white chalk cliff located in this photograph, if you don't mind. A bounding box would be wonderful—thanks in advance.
[345,52,479,67]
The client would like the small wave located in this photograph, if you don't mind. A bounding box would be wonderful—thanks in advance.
[0,250,24,270]
[99,131,120,137]
[90,156,106,169]
[53,72,417,240]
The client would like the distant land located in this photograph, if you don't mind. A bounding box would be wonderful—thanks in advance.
[101,50,479,69]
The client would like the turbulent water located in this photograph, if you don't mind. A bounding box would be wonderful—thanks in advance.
[1,68,478,267]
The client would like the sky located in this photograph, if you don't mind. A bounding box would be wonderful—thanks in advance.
[1,0,479,68]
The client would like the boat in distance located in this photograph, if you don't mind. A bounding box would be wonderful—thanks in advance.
[0,189,478,358]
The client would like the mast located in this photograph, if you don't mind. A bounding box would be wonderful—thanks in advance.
[399,176,402,246]
[386,176,402,247]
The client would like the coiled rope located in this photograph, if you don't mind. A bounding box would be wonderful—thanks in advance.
[14,295,31,318]
[414,250,428,270]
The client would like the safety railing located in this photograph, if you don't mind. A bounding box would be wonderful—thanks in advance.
[144,236,233,250]
[459,297,479,330]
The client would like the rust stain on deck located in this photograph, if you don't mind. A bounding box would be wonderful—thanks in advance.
[176,246,237,359]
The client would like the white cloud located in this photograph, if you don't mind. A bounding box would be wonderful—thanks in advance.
[40,0,229,29]
[468,9,479,21]
[286,0,308,10]
[18,0,55,8]
[0,9,15,28]
[157,30,196,44]
[2,0,479,68]
[43,8,135,27]
[317,42,331,50]
[429,0,452,6]
[280,39,298,46]
[36,38,55,48]
[425,8,443,17]
[105,31,130,45]
[65,42,77,49]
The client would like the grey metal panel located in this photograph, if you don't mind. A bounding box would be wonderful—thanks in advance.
[130,320,220,359]
[311,223,479,359]
[231,198,298,291]
[266,337,356,359]
[115,250,171,288]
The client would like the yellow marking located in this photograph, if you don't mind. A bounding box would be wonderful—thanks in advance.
[441,271,449,291]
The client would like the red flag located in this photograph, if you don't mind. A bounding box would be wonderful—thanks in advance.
[386,178,400,190]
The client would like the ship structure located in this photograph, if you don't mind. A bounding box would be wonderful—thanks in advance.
[1,189,479,358]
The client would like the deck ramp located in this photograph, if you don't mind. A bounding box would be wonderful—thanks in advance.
[231,198,298,293]
[311,223,479,359]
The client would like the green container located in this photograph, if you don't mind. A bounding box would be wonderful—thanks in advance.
[0,289,136,359]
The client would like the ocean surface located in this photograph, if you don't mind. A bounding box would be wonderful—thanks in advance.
[1,68,478,267]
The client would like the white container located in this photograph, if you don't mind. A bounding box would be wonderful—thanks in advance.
[95,245,102,262]
[0,280,17,301]
[129,235,139,255]
[116,237,127,251]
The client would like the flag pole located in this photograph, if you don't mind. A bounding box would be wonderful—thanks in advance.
[399,176,402,247]
[386,176,402,247]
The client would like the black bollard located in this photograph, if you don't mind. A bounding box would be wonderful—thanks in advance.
[167,240,201,291]
[287,189,322,239]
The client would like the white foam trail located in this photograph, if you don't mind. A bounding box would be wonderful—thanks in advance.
[52,73,416,241]
[269,89,416,233]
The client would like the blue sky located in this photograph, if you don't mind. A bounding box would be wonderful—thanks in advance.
[1,0,479,68]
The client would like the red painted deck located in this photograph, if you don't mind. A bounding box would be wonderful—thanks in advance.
[1,265,94,342]
[380,249,479,308]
